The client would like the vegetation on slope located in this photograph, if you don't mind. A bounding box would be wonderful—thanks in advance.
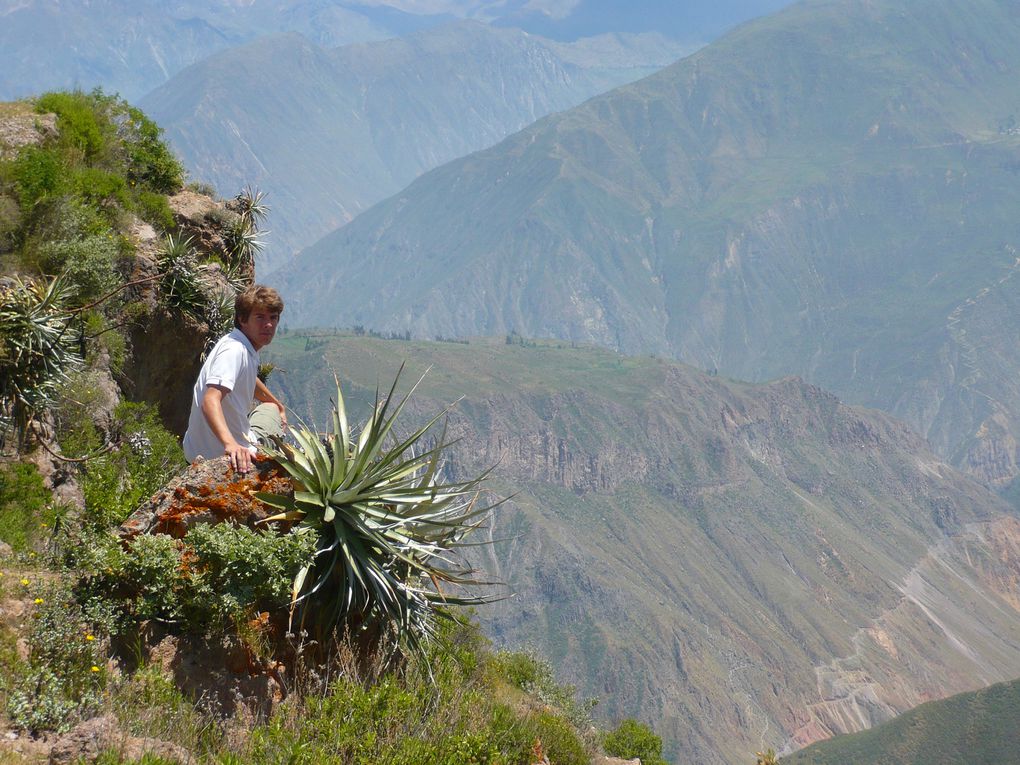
[784,677,1020,765]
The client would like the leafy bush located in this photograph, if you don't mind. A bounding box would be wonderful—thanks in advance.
[76,523,316,637]
[491,648,597,730]
[37,234,119,303]
[6,583,113,732]
[602,718,669,765]
[528,710,590,765]
[120,103,183,193]
[11,146,64,208]
[239,620,593,765]
[54,399,185,529]
[36,90,109,163]
[0,461,57,553]
[135,189,175,231]
[73,167,130,210]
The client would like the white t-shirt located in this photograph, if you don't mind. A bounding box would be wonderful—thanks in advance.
[183,328,259,461]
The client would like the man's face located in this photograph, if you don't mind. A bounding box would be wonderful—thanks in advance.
[238,305,279,350]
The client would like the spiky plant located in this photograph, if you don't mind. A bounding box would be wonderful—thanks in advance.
[235,185,269,227]
[224,217,266,268]
[157,233,208,320]
[226,186,269,269]
[0,276,80,437]
[258,368,499,654]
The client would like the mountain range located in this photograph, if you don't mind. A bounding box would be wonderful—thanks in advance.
[265,331,1020,764]
[0,0,792,101]
[0,0,435,101]
[280,0,1020,492]
[140,22,690,270]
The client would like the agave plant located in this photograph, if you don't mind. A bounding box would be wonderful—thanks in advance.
[0,275,80,437]
[226,186,269,269]
[258,367,499,653]
[235,185,270,227]
[157,233,208,319]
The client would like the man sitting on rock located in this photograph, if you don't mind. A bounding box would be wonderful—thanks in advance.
[183,285,287,473]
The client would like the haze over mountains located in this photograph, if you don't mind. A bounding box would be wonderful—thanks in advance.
[0,0,792,100]
[140,23,689,270]
[282,0,1020,492]
[268,332,1020,764]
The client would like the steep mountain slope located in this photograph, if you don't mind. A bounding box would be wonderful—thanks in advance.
[281,0,1020,488]
[141,22,687,270]
[784,677,1020,764]
[265,332,1020,764]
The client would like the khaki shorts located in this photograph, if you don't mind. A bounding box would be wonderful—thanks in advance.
[249,402,284,447]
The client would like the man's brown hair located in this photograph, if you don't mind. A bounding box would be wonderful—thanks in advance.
[234,285,284,328]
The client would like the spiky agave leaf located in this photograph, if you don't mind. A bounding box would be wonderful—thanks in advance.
[259,367,500,653]
[0,275,80,436]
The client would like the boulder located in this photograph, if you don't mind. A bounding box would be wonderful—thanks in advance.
[119,455,294,539]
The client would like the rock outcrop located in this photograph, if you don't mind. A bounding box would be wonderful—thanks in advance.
[120,455,293,539]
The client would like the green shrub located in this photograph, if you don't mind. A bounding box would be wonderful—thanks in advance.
[0,462,56,553]
[491,648,597,730]
[83,310,128,374]
[0,193,21,249]
[77,523,316,637]
[36,90,109,164]
[602,718,669,765]
[120,104,183,193]
[59,400,186,528]
[73,167,130,209]
[134,189,175,231]
[6,583,113,732]
[11,147,64,208]
[529,710,590,765]
[182,523,318,629]
[37,234,119,302]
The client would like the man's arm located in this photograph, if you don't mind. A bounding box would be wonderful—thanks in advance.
[201,384,255,473]
[254,377,288,429]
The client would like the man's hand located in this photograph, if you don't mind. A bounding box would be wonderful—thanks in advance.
[276,400,288,431]
[224,441,254,474]
[202,385,255,473]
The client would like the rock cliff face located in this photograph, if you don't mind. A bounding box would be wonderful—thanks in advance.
[266,334,1020,765]
[119,190,244,436]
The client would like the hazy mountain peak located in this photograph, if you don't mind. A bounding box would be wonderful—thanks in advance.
[281,0,1020,492]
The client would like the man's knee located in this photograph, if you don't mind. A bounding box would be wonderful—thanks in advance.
[249,403,283,445]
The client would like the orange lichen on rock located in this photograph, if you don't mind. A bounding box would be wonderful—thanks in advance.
[119,456,296,540]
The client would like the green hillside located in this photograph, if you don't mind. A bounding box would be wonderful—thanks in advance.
[280,0,1020,490]
[784,677,1020,765]
[140,23,687,271]
[265,331,1020,764]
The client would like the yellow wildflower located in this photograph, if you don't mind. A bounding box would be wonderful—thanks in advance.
[85,634,95,641]
[20,578,28,586]
[33,598,43,604]
[91,666,100,673]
